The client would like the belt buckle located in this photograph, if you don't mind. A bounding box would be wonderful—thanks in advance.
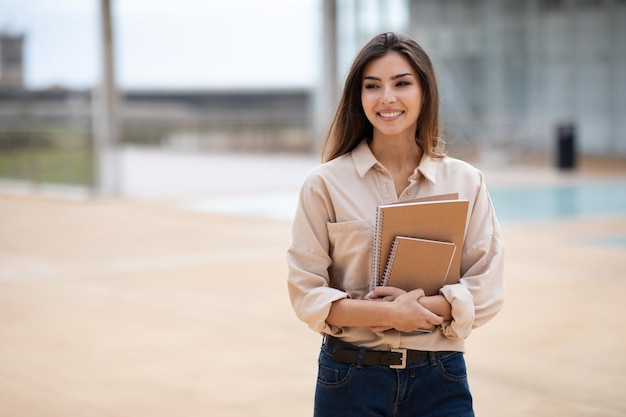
[389,348,407,369]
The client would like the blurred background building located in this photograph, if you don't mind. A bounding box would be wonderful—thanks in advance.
[334,0,626,158]
[406,0,626,158]
[0,0,624,193]
[0,32,24,91]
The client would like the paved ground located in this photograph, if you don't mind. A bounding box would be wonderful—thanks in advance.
[0,151,625,417]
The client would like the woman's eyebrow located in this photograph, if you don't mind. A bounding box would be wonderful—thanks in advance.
[363,72,415,81]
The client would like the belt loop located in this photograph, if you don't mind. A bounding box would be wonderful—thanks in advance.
[356,348,366,368]
[428,351,438,367]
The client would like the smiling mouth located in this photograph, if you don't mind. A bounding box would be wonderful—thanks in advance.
[378,111,403,118]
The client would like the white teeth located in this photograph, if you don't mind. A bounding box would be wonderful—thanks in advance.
[379,111,402,118]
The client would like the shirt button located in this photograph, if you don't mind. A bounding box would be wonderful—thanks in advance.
[406,189,412,195]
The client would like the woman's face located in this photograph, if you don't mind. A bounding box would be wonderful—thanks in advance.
[361,51,423,141]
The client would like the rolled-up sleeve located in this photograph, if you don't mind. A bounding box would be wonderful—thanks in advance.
[287,174,349,334]
[439,173,505,340]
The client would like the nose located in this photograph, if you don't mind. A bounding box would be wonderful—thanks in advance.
[381,87,396,104]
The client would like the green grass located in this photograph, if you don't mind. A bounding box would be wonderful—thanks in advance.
[0,131,94,187]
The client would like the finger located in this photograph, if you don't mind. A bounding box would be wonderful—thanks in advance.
[366,287,405,301]
[425,311,444,326]
[408,288,426,299]
[369,286,402,298]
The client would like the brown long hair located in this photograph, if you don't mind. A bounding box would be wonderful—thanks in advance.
[321,32,445,163]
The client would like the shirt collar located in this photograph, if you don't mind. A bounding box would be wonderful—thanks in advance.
[416,153,438,185]
[351,140,379,178]
[351,139,439,185]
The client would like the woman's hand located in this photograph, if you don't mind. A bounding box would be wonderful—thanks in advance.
[364,287,404,332]
[367,288,444,333]
[393,289,444,332]
[364,286,406,302]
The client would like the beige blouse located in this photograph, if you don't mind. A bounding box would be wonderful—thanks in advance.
[287,140,505,352]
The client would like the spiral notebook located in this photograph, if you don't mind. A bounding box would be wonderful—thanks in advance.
[370,194,468,290]
[381,237,456,296]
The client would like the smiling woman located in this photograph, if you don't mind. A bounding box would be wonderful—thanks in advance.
[360,53,423,143]
[288,32,505,417]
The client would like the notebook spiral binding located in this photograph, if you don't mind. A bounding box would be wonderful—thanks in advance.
[381,238,400,286]
[370,209,385,290]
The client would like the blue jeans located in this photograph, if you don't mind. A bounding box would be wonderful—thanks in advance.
[314,343,474,417]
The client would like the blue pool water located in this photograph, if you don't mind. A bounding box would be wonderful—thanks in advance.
[581,235,626,247]
[489,180,626,223]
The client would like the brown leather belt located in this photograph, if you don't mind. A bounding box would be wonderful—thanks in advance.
[324,335,454,370]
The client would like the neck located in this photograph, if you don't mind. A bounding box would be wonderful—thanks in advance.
[369,135,422,170]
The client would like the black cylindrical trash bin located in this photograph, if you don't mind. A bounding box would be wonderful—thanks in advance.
[557,123,576,170]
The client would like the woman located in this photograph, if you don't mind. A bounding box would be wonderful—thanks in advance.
[287,32,504,417]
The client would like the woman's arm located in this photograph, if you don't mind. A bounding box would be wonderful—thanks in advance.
[326,289,443,333]
[418,295,452,321]
[436,171,505,340]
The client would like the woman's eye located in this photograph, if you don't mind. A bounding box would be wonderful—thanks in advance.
[364,84,379,90]
[396,81,410,87]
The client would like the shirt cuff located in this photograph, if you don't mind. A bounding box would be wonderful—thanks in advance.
[303,287,350,334]
[439,284,475,340]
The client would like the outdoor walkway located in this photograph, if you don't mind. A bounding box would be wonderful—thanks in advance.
[0,149,625,417]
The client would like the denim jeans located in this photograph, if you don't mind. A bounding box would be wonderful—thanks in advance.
[314,343,474,417]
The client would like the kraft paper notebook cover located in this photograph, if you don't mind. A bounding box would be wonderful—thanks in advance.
[370,196,469,290]
[381,237,456,296]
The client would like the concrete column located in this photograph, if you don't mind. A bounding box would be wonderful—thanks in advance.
[313,0,338,152]
[93,0,120,196]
